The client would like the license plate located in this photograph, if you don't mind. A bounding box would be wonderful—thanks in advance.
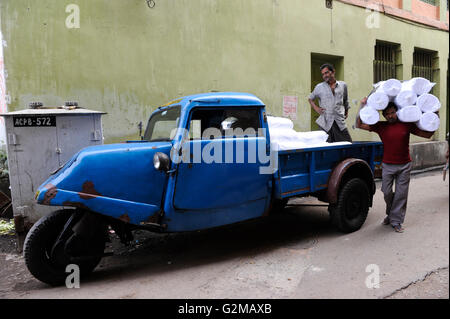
[13,115,56,127]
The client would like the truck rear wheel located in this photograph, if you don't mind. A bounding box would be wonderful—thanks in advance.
[329,178,370,233]
[23,209,106,286]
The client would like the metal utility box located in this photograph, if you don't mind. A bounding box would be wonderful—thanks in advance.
[1,107,106,244]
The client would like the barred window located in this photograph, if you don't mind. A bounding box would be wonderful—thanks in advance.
[412,49,433,82]
[419,0,436,5]
[412,48,439,96]
[373,42,399,83]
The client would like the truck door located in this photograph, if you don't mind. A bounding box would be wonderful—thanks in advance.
[173,106,271,216]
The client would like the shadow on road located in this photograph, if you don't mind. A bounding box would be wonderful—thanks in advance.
[79,205,341,285]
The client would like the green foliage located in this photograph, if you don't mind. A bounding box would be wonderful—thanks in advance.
[0,150,8,179]
[0,219,15,235]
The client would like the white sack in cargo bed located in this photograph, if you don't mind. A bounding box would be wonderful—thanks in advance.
[416,112,440,132]
[267,116,294,130]
[270,140,308,151]
[271,138,351,151]
[269,128,302,142]
[296,131,329,144]
[267,116,351,151]
[416,93,441,113]
[396,105,422,122]
[269,127,307,151]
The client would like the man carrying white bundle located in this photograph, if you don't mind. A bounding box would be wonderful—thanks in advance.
[356,101,434,233]
[308,63,352,143]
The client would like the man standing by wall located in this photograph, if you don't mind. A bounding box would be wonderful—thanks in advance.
[308,63,352,143]
[356,100,434,233]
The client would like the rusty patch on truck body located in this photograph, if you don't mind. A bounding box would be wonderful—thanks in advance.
[374,164,383,179]
[281,187,310,196]
[62,201,90,210]
[42,184,57,205]
[146,211,161,224]
[326,158,373,204]
[119,214,131,223]
[79,181,101,200]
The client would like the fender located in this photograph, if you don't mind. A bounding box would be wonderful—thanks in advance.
[326,158,376,205]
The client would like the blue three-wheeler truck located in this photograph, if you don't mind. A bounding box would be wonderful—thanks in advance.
[25,92,383,285]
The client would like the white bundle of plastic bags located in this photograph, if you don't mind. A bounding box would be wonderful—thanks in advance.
[402,77,436,96]
[366,91,389,110]
[396,105,422,123]
[416,112,440,132]
[375,79,402,98]
[394,82,418,108]
[359,105,380,125]
[416,93,441,113]
[360,77,440,132]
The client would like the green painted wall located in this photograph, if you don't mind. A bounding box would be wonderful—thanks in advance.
[1,0,448,143]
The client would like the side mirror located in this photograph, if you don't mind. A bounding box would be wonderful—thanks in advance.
[153,152,171,172]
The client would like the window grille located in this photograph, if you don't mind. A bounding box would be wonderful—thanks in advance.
[419,0,436,5]
[373,43,397,83]
[412,50,433,82]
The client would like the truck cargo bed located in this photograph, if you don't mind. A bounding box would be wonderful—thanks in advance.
[274,142,383,199]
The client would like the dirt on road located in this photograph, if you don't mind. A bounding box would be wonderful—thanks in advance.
[1,225,448,299]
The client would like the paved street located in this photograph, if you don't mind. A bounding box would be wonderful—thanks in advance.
[0,169,448,299]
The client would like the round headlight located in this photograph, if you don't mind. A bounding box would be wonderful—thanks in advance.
[153,152,170,171]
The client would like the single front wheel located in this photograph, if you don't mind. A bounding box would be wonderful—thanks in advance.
[23,209,106,286]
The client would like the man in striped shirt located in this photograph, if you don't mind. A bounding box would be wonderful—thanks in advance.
[308,63,352,143]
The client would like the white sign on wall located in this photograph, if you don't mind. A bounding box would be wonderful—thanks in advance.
[282,96,298,120]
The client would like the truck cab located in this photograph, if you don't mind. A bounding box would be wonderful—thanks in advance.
[35,93,275,231]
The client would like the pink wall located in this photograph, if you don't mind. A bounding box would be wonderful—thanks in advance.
[412,0,440,20]
[382,0,403,9]
[337,0,448,30]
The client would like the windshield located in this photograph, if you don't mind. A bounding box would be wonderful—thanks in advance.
[144,106,181,142]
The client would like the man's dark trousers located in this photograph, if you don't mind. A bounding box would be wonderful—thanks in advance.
[381,162,412,227]
[326,121,352,143]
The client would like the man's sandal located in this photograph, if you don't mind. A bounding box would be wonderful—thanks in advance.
[382,216,390,225]
[393,225,404,233]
